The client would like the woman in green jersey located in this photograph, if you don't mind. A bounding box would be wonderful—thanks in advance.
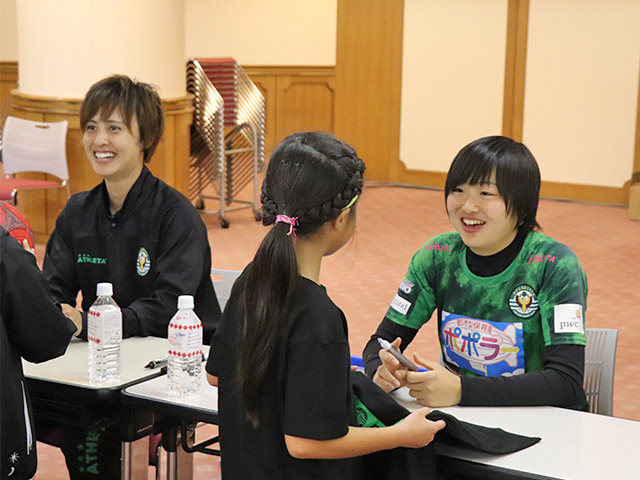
[364,135,588,410]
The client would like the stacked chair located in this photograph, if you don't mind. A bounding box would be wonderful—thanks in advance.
[187,57,265,228]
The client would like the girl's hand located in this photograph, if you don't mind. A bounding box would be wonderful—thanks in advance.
[61,304,83,336]
[393,406,446,448]
[405,353,462,407]
[373,337,408,392]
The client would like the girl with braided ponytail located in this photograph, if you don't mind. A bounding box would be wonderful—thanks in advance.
[206,132,445,479]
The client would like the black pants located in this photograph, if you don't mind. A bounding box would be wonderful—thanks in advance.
[35,419,122,479]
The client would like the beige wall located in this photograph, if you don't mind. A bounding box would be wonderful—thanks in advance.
[185,0,337,65]
[400,0,509,172]
[523,0,640,188]
[3,0,639,193]
[0,0,18,61]
[16,0,186,98]
[399,0,640,191]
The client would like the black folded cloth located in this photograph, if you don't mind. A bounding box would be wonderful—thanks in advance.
[351,371,541,455]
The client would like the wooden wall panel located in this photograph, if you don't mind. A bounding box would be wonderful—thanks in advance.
[634,58,640,184]
[0,61,18,110]
[502,0,529,142]
[335,0,404,182]
[274,76,335,143]
[245,66,335,158]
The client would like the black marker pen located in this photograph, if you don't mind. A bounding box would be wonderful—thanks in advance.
[145,355,169,369]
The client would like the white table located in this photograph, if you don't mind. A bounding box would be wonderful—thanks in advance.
[123,373,640,480]
[123,373,219,423]
[23,336,168,387]
[122,366,218,480]
[393,388,640,480]
[23,336,169,480]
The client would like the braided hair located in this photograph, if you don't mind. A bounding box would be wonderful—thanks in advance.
[240,132,365,426]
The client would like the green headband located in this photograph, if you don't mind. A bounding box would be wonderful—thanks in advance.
[342,194,359,211]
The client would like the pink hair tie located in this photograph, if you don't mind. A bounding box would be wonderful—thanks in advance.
[275,214,299,241]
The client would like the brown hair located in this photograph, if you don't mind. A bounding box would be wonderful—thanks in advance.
[79,75,164,163]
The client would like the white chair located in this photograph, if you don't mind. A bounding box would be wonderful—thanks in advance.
[584,328,618,416]
[211,268,242,311]
[0,116,70,205]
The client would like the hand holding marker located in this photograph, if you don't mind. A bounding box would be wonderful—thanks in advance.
[377,338,421,371]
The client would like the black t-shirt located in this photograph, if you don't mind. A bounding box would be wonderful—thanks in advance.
[207,269,355,479]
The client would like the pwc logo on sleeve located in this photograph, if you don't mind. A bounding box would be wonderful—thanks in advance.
[554,304,584,334]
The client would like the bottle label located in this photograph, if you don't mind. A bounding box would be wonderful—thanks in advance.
[88,306,122,344]
[168,321,202,359]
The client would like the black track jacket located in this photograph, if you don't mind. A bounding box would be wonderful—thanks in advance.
[43,167,221,343]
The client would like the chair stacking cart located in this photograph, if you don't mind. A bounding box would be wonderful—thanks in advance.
[186,57,265,228]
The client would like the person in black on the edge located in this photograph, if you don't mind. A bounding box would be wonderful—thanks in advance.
[1,227,76,480]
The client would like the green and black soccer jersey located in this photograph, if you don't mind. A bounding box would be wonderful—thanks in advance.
[364,230,588,408]
[386,230,587,377]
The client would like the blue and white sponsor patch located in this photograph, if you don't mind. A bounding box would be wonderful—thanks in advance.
[440,311,525,377]
[398,279,414,294]
[390,294,411,315]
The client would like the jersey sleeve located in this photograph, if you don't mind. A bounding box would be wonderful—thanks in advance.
[383,244,438,330]
[461,343,587,409]
[537,246,588,347]
[363,242,439,377]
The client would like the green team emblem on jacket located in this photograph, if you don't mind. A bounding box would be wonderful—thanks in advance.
[508,285,539,318]
[137,247,151,276]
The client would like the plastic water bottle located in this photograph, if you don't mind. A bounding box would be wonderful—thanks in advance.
[167,295,203,396]
[88,282,122,382]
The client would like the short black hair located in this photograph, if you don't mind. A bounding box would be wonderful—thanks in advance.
[444,135,541,233]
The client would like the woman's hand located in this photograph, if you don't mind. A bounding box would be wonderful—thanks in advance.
[373,337,409,392]
[405,353,462,407]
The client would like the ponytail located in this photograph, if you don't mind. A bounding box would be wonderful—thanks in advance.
[240,224,299,427]
[238,132,365,426]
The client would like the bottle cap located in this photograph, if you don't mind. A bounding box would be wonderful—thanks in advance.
[178,295,194,309]
[96,282,113,296]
